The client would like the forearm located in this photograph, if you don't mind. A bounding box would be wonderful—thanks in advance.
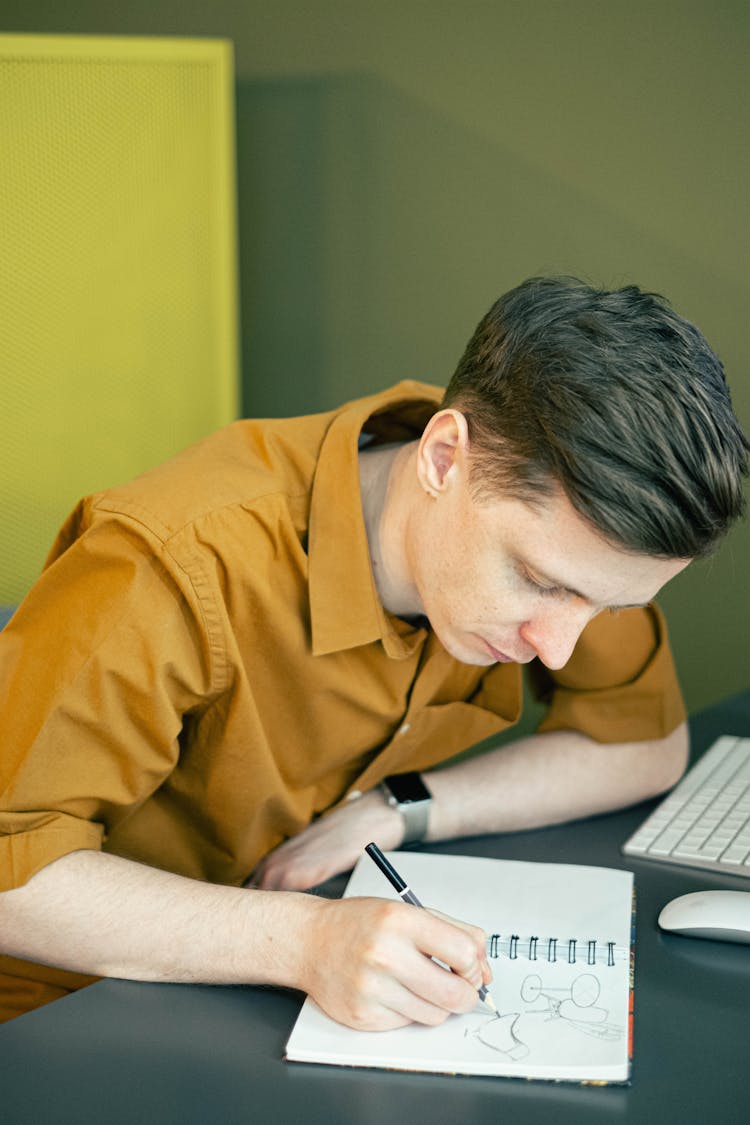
[252,723,689,892]
[0,849,319,988]
[425,722,689,842]
[0,847,491,1030]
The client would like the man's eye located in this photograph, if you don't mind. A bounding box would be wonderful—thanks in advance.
[523,570,563,597]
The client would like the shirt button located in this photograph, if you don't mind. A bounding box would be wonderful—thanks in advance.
[398,722,411,736]
[346,789,362,802]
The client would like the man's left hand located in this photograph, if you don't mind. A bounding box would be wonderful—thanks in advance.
[248,790,403,891]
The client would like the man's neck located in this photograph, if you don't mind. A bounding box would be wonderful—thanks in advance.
[358,441,422,618]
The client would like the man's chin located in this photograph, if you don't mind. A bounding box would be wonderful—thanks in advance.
[436,632,498,667]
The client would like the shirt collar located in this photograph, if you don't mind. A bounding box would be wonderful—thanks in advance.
[308,381,442,658]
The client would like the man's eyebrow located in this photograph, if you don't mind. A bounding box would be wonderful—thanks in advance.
[606,601,650,612]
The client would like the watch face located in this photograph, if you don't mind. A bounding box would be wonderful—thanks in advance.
[385,772,431,805]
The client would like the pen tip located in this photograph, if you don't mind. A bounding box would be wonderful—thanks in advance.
[483,992,498,1013]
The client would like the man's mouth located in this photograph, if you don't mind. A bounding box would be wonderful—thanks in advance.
[484,640,516,664]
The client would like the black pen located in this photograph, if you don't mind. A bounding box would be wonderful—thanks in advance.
[365,842,497,1012]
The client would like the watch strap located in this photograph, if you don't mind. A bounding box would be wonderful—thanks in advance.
[381,772,432,846]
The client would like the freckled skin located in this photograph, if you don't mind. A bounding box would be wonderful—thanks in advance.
[407,481,686,671]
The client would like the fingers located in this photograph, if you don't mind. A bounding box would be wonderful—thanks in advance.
[248,849,318,892]
[426,908,494,989]
[248,834,351,891]
[247,792,405,891]
[391,949,482,1020]
[302,897,491,1031]
[339,969,468,1032]
[405,909,492,1007]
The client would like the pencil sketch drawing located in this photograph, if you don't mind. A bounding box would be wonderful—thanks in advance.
[464,1011,530,1061]
[520,972,623,1041]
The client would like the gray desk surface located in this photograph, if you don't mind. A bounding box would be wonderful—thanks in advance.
[2,692,749,1125]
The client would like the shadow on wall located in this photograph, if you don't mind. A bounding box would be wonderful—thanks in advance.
[235,71,745,416]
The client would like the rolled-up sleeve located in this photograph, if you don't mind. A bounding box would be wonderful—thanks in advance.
[531,604,686,743]
[0,512,212,892]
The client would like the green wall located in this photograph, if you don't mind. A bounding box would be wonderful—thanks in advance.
[3,2,748,715]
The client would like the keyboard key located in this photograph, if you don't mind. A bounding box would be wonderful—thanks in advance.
[648,830,689,855]
[719,845,750,865]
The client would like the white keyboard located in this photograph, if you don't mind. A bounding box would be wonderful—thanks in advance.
[622,735,750,878]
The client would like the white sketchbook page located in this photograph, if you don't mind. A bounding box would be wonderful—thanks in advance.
[286,852,634,1082]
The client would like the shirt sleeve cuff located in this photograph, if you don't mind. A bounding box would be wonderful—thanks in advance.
[0,817,104,892]
[535,604,687,744]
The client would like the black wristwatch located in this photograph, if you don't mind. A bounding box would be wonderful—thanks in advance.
[381,772,433,845]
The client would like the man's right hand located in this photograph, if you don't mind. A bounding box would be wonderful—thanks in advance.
[290,894,492,1030]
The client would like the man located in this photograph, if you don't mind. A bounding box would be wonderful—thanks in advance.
[1,277,747,1029]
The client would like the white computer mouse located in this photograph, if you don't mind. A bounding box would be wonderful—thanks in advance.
[658,890,750,944]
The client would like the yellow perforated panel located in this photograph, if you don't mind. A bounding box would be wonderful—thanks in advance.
[0,35,239,603]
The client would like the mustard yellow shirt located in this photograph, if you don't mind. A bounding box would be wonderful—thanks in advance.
[0,381,685,1017]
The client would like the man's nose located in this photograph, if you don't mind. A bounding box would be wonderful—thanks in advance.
[519,603,594,670]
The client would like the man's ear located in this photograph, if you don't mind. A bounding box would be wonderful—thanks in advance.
[417,410,470,496]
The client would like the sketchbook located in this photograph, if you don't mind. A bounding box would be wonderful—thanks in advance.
[285,852,635,1084]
